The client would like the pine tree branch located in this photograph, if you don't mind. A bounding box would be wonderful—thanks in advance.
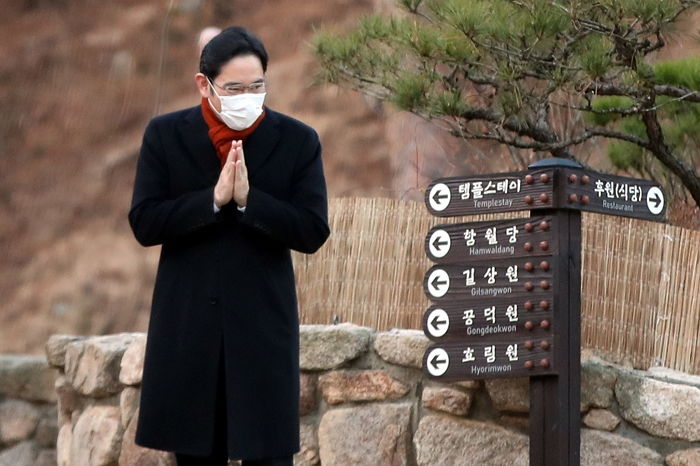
[640,106,700,205]
[313,1,700,203]
[450,107,576,158]
[584,82,700,103]
[446,127,560,152]
[582,127,650,148]
[553,90,700,115]
[446,118,650,153]
[551,100,642,116]
[653,85,700,102]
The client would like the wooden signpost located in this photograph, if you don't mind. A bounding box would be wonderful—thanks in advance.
[421,158,667,466]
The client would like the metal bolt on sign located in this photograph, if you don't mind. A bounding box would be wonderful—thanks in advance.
[421,158,666,466]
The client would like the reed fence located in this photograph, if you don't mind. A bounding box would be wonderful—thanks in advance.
[293,197,700,375]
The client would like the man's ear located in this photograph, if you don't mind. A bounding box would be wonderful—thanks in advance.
[194,73,210,99]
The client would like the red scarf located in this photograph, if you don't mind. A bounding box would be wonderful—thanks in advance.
[200,97,266,167]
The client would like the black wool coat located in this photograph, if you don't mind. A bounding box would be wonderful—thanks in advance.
[128,105,329,460]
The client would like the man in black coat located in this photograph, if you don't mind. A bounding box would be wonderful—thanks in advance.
[128,26,330,466]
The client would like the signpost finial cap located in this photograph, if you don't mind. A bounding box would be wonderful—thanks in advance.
[528,157,583,169]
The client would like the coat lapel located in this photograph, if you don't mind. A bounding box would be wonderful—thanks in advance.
[181,106,221,183]
[178,105,281,184]
[244,109,281,181]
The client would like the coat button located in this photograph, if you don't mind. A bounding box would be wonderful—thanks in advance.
[209,298,218,305]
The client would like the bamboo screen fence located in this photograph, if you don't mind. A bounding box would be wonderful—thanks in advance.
[292,197,700,375]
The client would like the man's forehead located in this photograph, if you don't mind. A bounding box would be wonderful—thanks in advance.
[217,54,264,82]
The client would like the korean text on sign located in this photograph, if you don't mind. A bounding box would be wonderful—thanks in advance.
[458,179,522,200]
[593,180,643,202]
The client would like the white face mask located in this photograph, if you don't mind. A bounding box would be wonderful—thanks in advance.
[208,78,266,131]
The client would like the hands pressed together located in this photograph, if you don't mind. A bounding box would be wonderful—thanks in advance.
[214,140,249,209]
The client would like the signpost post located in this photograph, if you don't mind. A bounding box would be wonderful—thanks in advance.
[421,158,667,466]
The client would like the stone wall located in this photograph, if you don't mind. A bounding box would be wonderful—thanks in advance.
[0,354,59,465]
[4,325,700,465]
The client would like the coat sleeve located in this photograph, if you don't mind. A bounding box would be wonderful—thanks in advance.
[128,119,221,247]
[240,130,330,254]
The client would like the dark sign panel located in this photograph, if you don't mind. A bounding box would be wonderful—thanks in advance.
[425,169,555,217]
[557,168,667,222]
[425,216,557,263]
[423,258,554,303]
[422,297,554,342]
[424,340,556,381]
[419,160,666,463]
[426,165,667,221]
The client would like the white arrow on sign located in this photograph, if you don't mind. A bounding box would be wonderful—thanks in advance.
[427,269,450,298]
[426,308,449,338]
[428,229,451,259]
[429,183,451,212]
[646,186,664,215]
[426,348,449,376]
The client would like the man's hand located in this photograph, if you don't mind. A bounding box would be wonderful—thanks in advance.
[214,144,237,208]
[231,140,249,207]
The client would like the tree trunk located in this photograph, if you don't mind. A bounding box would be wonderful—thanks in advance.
[641,110,700,208]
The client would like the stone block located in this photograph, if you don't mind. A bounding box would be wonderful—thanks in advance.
[485,377,529,413]
[56,424,72,466]
[118,410,176,466]
[65,333,138,397]
[300,374,317,416]
[581,360,618,410]
[582,409,620,432]
[0,355,57,402]
[665,447,700,466]
[46,335,86,368]
[580,428,662,465]
[373,329,430,368]
[55,375,81,427]
[498,415,529,434]
[119,334,146,386]
[70,406,124,466]
[294,422,319,466]
[0,440,39,466]
[454,380,480,390]
[319,403,412,465]
[318,370,409,405]
[35,407,59,448]
[647,367,700,388]
[300,324,371,370]
[120,387,141,429]
[421,386,471,416]
[414,415,528,466]
[616,371,700,441]
[0,399,41,444]
[35,449,57,466]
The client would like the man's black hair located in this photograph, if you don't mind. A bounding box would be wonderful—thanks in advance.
[199,26,268,79]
